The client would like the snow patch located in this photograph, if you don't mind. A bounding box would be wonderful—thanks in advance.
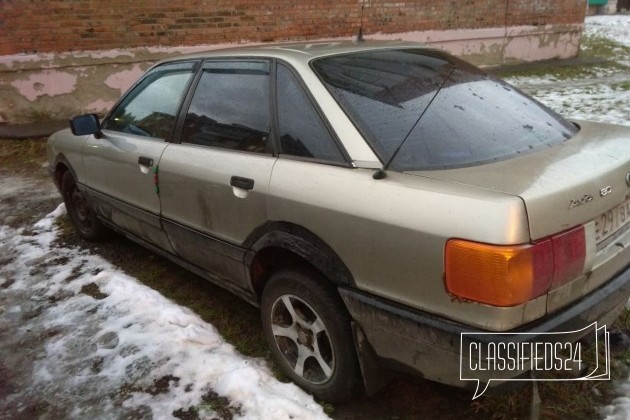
[585,15,630,47]
[0,205,329,419]
[505,15,630,128]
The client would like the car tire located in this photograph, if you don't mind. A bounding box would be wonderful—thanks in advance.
[261,267,362,402]
[61,171,105,240]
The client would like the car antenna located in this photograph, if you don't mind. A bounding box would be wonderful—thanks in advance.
[356,4,365,43]
[372,67,455,180]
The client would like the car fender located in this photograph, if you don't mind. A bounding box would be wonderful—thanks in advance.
[244,222,354,287]
[51,153,79,191]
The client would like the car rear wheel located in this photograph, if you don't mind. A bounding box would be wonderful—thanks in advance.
[61,171,104,240]
[261,267,362,402]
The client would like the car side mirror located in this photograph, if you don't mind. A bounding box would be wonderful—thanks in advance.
[70,114,103,138]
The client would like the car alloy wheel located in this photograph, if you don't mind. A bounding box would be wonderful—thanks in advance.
[261,268,361,402]
[270,293,335,384]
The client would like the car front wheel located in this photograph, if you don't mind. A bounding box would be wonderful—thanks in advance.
[261,267,362,402]
[61,171,104,240]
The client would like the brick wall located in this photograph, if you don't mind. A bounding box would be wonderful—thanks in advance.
[0,0,587,123]
[0,0,587,55]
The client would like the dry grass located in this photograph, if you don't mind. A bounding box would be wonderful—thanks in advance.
[0,138,48,174]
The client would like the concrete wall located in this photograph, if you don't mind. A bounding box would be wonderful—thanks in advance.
[0,0,587,124]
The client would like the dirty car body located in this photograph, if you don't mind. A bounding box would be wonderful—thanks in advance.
[47,41,630,401]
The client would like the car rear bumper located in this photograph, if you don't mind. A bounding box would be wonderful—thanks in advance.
[339,262,630,389]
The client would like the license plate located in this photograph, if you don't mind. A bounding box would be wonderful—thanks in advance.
[594,198,630,244]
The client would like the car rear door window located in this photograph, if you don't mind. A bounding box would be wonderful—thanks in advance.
[276,64,345,163]
[104,62,196,139]
[181,61,271,154]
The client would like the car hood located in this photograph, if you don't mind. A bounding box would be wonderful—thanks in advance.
[407,120,630,240]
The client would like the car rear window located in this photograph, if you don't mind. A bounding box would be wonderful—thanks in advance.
[311,49,578,171]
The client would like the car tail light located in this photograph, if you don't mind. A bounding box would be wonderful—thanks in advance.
[550,226,586,289]
[445,225,585,307]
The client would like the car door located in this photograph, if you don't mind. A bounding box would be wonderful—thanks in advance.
[158,60,276,289]
[82,61,198,250]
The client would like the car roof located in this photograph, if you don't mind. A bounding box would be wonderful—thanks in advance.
[157,40,436,66]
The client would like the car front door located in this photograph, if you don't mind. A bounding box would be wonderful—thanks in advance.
[82,61,198,250]
[158,60,276,289]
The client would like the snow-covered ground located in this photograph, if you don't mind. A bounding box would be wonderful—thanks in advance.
[0,203,328,419]
[0,14,628,420]
[505,15,630,127]
[587,14,630,48]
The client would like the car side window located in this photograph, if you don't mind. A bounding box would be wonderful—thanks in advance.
[181,61,271,154]
[276,64,345,163]
[104,62,196,139]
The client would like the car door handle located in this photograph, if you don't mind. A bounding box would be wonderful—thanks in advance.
[138,156,154,167]
[230,176,254,191]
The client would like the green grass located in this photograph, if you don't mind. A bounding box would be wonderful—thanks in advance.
[494,61,620,81]
[494,32,629,82]
[580,34,630,61]
[616,81,630,90]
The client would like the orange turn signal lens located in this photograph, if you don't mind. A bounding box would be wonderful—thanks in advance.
[445,226,586,307]
[445,239,553,307]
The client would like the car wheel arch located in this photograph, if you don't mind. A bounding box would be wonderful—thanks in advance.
[244,222,354,299]
[53,154,78,189]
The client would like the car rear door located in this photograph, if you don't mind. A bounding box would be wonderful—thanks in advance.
[158,60,276,289]
[82,61,198,251]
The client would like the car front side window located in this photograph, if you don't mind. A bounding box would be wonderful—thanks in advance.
[104,62,196,140]
[181,61,271,154]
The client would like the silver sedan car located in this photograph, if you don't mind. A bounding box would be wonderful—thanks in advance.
[47,41,630,402]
